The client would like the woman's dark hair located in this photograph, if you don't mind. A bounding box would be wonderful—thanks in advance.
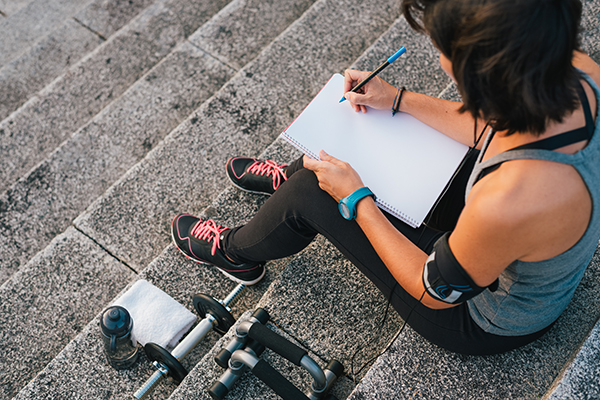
[402,0,583,136]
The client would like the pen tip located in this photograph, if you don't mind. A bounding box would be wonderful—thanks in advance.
[339,97,346,103]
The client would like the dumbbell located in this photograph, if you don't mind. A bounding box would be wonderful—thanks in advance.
[210,309,344,400]
[133,283,246,399]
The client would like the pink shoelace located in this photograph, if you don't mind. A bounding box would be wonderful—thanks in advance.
[190,219,229,256]
[247,159,288,191]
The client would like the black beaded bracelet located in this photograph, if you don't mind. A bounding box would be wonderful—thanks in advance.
[392,86,406,116]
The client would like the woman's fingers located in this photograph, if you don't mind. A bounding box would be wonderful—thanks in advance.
[343,91,369,113]
[343,69,371,92]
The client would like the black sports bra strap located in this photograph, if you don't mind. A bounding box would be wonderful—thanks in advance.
[510,126,591,151]
[509,81,595,152]
[475,80,596,184]
[579,78,596,132]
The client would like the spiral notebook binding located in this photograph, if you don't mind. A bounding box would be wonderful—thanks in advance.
[375,198,419,228]
[282,133,320,160]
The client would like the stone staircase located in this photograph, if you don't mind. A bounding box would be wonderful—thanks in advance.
[1,0,599,399]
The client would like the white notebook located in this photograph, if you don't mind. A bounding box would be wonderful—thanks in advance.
[281,73,469,228]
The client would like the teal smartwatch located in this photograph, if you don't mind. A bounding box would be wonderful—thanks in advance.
[338,187,374,220]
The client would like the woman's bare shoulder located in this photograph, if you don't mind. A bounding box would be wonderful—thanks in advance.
[463,159,591,261]
[574,51,600,87]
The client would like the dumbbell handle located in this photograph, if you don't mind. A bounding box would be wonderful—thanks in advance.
[171,315,215,360]
[163,283,246,361]
[133,317,218,400]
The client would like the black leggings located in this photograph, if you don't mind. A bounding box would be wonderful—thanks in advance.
[221,157,552,355]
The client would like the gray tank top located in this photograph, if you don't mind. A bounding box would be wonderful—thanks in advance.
[465,71,600,336]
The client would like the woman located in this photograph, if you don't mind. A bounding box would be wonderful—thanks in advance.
[171,0,600,355]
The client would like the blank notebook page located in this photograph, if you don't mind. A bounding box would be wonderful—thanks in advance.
[282,73,468,227]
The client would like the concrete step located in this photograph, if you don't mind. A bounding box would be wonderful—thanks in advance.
[0,0,230,195]
[0,19,103,122]
[0,39,234,285]
[543,319,600,400]
[0,227,135,399]
[0,0,96,67]
[0,0,232,284]
[0,0,34,17]
[0,0,156,122]
[73,0,157,39]
[73,0,402,275]
[0,0,336,396]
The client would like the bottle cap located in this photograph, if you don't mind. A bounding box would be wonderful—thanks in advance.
[100,306,131,336]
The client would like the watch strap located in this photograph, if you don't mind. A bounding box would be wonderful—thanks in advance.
[339,187,374,220]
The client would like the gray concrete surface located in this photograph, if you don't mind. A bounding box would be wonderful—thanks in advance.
[0,0,158,122]
[0,0,230,195]
[189,0,317,70]
[582,0,600,62]
[0,40,233,285]
[0,19,103,122]
[544,321,600,400]
[0,0,33,16]
[0,0,95,67]
[0,227,135,399]
[74,0,156,39]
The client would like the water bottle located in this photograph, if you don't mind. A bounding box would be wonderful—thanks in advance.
[100,305,139,369]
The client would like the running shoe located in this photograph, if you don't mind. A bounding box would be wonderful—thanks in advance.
[171,214,265,285]
[226,157,288,195]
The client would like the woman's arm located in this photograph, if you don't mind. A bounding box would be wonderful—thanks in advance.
[343,69,488,148]
[354,194,446,308]
[303,151,505,309]
[398,91,488,148]
[573,51,600,89]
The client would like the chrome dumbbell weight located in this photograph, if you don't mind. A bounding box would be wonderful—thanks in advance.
[133,283,246,399]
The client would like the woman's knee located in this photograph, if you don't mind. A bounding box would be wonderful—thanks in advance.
[275,168,337,215]
[281,168,322,196]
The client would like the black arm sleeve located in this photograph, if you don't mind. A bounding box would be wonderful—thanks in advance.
[422,233,498,304]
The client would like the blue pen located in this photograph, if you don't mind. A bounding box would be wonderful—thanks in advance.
[339,46,406,103]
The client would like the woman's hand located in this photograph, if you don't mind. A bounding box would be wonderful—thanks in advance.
[343,69,398,113]
[303,151,364,202]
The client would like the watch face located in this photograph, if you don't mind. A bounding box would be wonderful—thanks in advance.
[339,202,351,219]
